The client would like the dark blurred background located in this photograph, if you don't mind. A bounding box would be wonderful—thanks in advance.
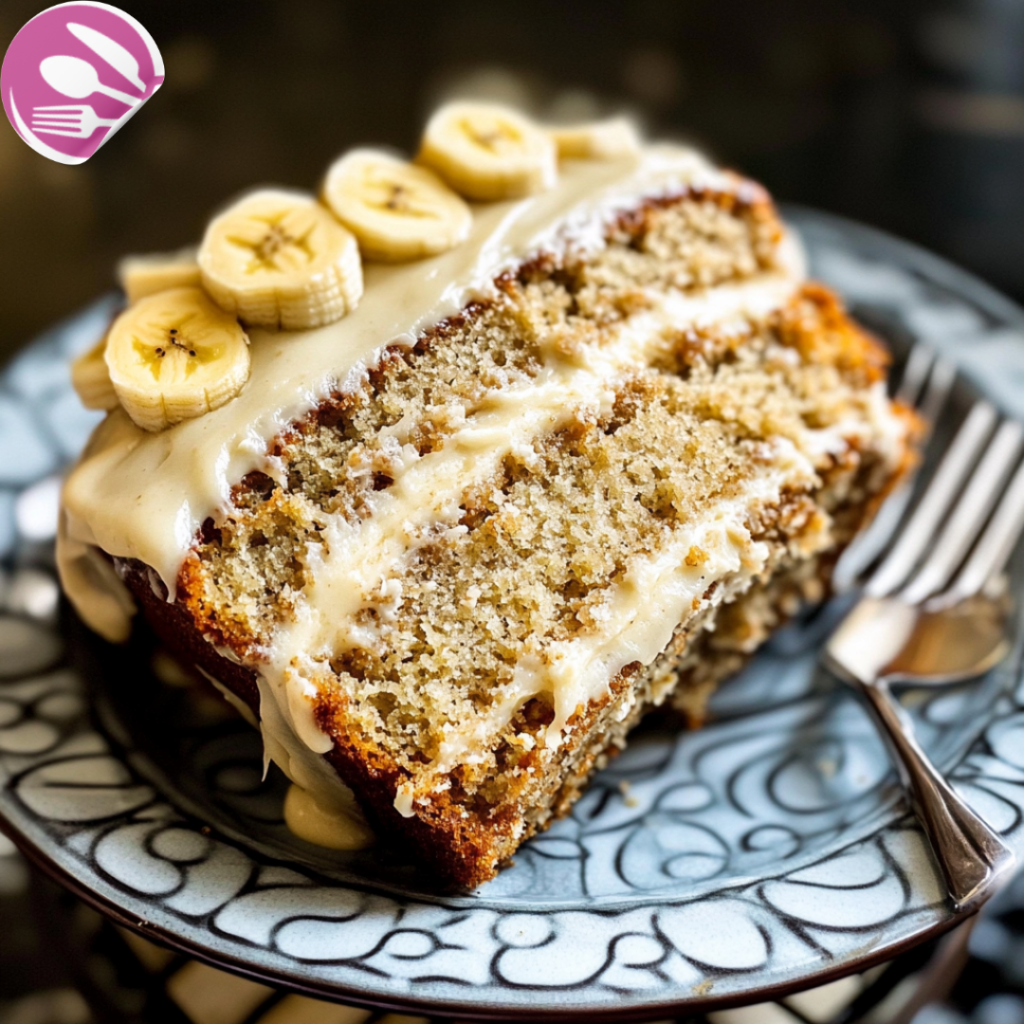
[1,0,1023,364]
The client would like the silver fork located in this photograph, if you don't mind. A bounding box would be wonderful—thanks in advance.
[31,104,120,139]
[825,354,1024,911]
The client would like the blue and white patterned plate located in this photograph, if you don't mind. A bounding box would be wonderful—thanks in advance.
[1,209,1023,1021]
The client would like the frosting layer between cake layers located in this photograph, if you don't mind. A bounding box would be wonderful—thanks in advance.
[60,146,779,619]
[58,142,907,838]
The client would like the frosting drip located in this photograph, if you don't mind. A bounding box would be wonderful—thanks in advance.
[56,140,896,844]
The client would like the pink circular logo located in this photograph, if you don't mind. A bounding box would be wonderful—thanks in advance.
[1,1,163,165]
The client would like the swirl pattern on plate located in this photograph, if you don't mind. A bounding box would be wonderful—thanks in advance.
[0,211,1023,1016]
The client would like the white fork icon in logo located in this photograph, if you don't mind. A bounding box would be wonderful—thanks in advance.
[31,104,120,138]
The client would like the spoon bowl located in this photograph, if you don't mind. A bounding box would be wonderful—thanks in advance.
[887,591,1013,685]
[39,55,140,107]
[40,55,100,99]
[823,586,1017,912]
[827,590,1013,689]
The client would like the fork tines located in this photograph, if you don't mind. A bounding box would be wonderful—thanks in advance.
[834,347,954,589]
[30,104,117,139]
[839,346,1024,607]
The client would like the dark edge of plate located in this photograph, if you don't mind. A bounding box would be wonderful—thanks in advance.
[1,205,1022,1021]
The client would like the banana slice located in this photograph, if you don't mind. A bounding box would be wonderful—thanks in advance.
[118,247,201,303]
[550,118,640,160]
[199,190,363,330]
[322,149,472,262]
[105,286,251,432]
[71,335,119,411]
[417,101,557,201]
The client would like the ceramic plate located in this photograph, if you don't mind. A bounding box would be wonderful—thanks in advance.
[1,209,1023,1021]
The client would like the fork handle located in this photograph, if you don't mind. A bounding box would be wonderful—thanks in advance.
[857,677,1016,912]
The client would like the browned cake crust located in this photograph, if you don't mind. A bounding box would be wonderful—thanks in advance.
[109,192,917,886]
[116,460,901,888]
[54,95,923,899]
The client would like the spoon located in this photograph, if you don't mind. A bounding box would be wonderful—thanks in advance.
[39,55,141,108]
[824,587,1017,912]
[826,590,1012,687]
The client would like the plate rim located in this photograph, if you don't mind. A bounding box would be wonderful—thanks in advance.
[1,205,1023,1020]
[0,815,978,1022]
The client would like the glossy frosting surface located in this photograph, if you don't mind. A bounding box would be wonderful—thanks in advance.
[61,145,737,622]
[59,141,888,835]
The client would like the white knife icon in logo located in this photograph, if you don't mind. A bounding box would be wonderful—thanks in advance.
[66,21,147,93]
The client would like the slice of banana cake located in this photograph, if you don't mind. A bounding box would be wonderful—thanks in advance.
[59,103,916,888]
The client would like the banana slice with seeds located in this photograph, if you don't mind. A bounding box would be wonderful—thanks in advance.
[550,118,640,160]
[105,286,250,432]
[199,189,363,330]
[118,247,202,303]
[417,101,557,201]
[71,335,119,411]
[323,149,472,262]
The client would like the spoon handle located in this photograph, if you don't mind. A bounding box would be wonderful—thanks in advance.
[94,82,140,108]
[857,676,1016,912]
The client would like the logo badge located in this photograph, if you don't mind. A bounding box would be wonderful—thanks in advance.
[1,2,163,165]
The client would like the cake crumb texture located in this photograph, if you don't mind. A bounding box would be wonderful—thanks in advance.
[122,185,914,888]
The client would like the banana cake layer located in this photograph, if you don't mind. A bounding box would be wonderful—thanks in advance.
[59,143,915,888]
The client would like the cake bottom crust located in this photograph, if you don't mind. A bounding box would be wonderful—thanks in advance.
[114,448,897,890]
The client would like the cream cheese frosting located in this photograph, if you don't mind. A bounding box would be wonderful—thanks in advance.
[61,145,742,614]
[59,140,900,838]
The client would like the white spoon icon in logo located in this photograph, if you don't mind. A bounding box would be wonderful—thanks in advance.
[38,53,142,106]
